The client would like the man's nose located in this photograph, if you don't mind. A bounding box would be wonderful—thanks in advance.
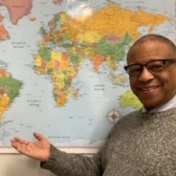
[138,67,154,82]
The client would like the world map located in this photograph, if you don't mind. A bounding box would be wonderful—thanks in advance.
[0,0,175,152]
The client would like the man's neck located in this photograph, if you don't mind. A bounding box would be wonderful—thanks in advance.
[142,95,176,113]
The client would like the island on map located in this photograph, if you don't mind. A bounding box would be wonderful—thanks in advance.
[0,0,32,24]
[52,0,63,5]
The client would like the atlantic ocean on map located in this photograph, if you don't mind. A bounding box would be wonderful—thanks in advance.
[0,0,175,152]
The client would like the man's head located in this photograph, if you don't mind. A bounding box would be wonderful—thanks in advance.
[125,34,176,111]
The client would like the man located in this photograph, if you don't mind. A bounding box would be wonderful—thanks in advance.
[11,34,176,176]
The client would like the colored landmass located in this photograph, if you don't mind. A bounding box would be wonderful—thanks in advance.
[0,13,4,22]
[52,0,63,5]
[109,72,127,85]
[0,0,32,25]
[34,3,169,107]
[0,13,9,41]
[0,25,9,41]
[119,90,142,110]
[0,69,22,119]
[29,17,36,22]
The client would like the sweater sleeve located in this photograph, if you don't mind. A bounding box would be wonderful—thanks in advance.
[40,114,126,176]
[40,145,103,176]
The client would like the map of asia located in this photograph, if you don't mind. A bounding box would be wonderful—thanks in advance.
[0,0,175,152]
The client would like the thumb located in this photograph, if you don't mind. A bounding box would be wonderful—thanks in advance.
[33,132,45,141]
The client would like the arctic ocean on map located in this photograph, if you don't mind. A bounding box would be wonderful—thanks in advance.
[0,0,175,152]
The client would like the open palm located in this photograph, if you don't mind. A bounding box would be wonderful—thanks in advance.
[11,132,50,162]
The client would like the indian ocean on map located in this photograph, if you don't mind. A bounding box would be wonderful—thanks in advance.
[0,0,175,151]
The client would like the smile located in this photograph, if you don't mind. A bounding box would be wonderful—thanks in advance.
[140,86,159,92]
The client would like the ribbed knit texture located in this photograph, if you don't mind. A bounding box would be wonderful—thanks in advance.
[42,108,176,176]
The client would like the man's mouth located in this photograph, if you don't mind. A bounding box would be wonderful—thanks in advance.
[139,86,159,93]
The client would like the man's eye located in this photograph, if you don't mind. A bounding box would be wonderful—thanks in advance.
[129,67,141,74]
[149,64,164,72]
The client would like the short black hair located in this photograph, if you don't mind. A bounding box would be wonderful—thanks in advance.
[127,34,176,57]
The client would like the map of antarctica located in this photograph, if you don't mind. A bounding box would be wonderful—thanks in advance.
[0,0,175,152]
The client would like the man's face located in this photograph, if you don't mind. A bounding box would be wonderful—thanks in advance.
[127,40,176,111]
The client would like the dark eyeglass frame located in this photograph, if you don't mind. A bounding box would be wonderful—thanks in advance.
[124,58,176,76]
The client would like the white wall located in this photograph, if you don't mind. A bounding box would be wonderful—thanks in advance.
[0,154,55,176]
[0,148,95,176]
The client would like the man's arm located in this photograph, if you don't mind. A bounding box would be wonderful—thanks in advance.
[41,145,103,176]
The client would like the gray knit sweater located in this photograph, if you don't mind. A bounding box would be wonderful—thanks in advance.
[41,108,176,176]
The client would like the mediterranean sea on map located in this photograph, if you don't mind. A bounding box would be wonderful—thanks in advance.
[0,0,175,152]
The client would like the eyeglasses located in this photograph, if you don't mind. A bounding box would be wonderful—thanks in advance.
[124,58,176,77]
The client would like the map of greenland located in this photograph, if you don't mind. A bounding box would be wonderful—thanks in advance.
[0,0,32,25]
[0,0,63,25]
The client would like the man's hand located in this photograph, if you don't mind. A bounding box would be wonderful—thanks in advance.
[11,132,51,162]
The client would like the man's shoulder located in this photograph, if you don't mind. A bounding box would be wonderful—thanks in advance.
[109,110,142,133]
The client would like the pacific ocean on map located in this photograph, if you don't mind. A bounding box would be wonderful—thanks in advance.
[0,0,175,152]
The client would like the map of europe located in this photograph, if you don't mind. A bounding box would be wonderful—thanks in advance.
[0,0,175,152]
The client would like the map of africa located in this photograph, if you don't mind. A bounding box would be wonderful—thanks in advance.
[0,0,175,153]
